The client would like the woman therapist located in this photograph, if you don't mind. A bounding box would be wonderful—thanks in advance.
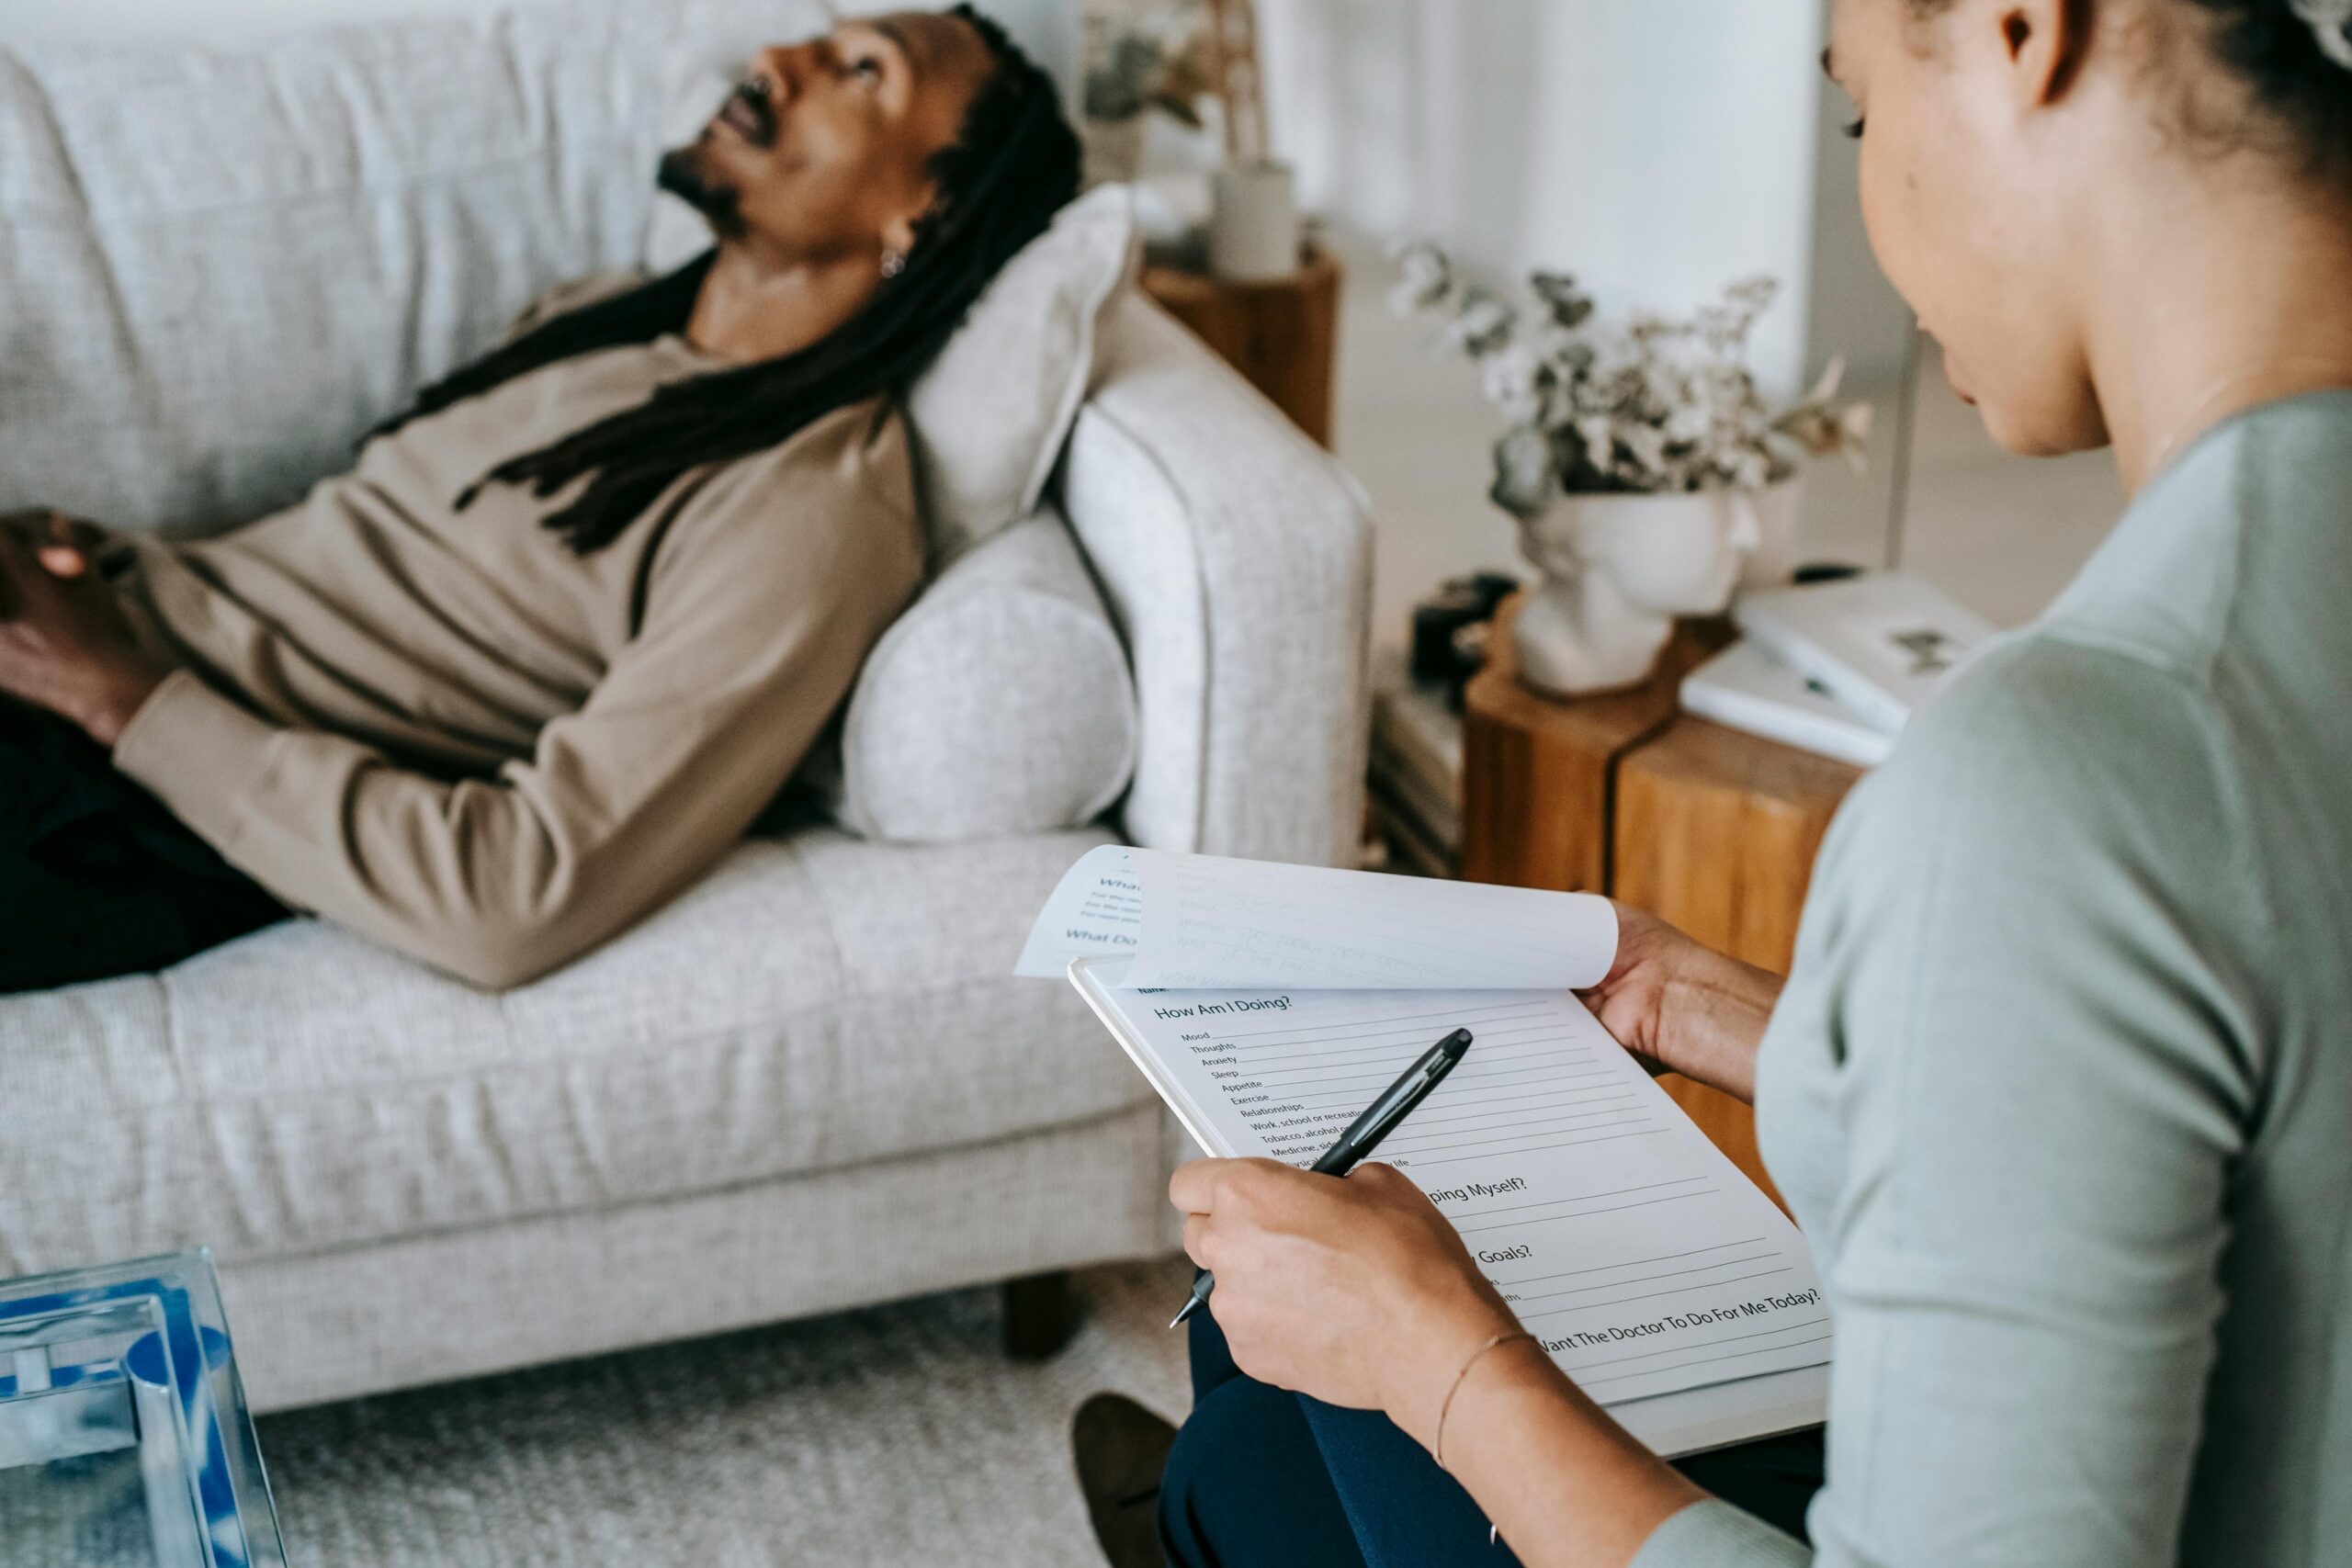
[1155,0,2352,1562]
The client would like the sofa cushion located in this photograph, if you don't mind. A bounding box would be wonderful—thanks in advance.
[0,2,716,534]
[900,184,1138,565]
[0,829,1140,1275]
[825,508,1136,844]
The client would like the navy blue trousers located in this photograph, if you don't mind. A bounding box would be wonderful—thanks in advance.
[1160,1311,1824,1568]
[0,698,283,994]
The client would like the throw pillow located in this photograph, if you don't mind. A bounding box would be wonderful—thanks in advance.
[901,184,1139,566]
[824,507,1136,843]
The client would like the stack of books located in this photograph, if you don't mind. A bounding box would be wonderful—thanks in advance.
[1680,572,1997,769]
[1367,650,1465,877]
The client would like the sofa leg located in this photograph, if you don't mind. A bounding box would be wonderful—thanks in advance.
[1001,1270,1080,1361]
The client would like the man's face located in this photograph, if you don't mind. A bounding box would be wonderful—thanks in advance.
[659,11,994,268]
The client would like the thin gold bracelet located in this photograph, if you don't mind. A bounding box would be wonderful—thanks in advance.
[1433,1330,1538,1472]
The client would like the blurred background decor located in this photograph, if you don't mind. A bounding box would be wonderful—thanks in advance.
[1087,0,1337,445]
[1080,0,1219,186]
[1081,0,1297,279]
[1396,250,1871,696]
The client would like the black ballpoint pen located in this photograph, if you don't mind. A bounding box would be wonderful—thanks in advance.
[1170,1026,1475,1329]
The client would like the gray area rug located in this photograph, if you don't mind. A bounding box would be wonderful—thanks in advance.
[0,1259,1195,1565]
[251,1258,1196,1566]
[5,1258,1198,1564]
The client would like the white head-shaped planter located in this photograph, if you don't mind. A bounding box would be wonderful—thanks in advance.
[1512,484,1798,698]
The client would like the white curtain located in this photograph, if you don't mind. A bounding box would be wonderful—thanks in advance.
[1259,0,1827,392]
[1257,0,1541,276]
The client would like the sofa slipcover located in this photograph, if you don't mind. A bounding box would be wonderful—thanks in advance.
[1,829,1142,1276]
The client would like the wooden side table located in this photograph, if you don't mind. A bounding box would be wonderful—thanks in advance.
[1460,596,1862,1199]
[1141,247,1343,447]
[1460,609,1734,895]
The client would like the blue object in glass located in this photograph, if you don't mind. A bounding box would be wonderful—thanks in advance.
[0,1249,287,1567]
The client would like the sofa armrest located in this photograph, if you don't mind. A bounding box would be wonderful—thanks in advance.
[1059,292,1374,868]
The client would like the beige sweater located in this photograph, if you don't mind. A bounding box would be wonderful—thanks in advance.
[109,336,922,987]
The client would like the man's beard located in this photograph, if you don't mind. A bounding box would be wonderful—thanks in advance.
[657,144,745,242]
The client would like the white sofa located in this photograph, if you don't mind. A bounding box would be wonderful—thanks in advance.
[0,0,1371,1411]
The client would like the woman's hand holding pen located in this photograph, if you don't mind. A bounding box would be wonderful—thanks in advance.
[1169,1157,1522,1452]
[1166,911,1789,1446]
[1577,905,1784,1106]
[1167,1156,1704,1565]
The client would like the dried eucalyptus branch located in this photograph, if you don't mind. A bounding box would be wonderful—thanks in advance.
[1392,242,1874,519]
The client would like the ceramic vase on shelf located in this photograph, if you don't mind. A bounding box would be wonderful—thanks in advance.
[1207,159,1300,281]
[1512,478,1803,699]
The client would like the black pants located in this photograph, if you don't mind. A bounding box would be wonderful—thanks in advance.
[1160,1309,1825,1566]
[0,699,284,995]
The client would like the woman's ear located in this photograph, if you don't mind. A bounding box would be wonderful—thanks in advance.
[1995,0,2095,111]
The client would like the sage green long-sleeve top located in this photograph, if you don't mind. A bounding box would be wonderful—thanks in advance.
[106,338,922,989]
[1635,392,2352,1567]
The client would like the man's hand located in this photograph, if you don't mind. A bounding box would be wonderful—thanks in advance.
[2,509,108,580]
[1170,1157,1521,1451]
[1577,905,1783,1103]
[0,521,170,747]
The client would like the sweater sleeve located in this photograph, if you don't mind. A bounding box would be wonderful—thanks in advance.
[1635,1501,1810,1568]
[1627,637,2261,1568]
[112,459,920,989]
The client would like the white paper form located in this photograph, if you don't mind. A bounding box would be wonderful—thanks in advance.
[1070,961,1832,1416]
[1017,845,1618,991]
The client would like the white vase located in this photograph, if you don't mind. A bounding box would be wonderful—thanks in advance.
[1512,479,1795,699]
[1207,160,1302,282]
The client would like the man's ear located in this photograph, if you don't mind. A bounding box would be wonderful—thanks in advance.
[1994,0,2094,109]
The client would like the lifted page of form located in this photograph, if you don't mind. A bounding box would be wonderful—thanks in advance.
[1016,845,1617,992]
[1072,962,1831,1418]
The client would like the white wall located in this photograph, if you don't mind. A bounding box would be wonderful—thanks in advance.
[1255,0,1544,283]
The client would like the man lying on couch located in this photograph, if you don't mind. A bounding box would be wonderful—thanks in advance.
[0,6,1080,995]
